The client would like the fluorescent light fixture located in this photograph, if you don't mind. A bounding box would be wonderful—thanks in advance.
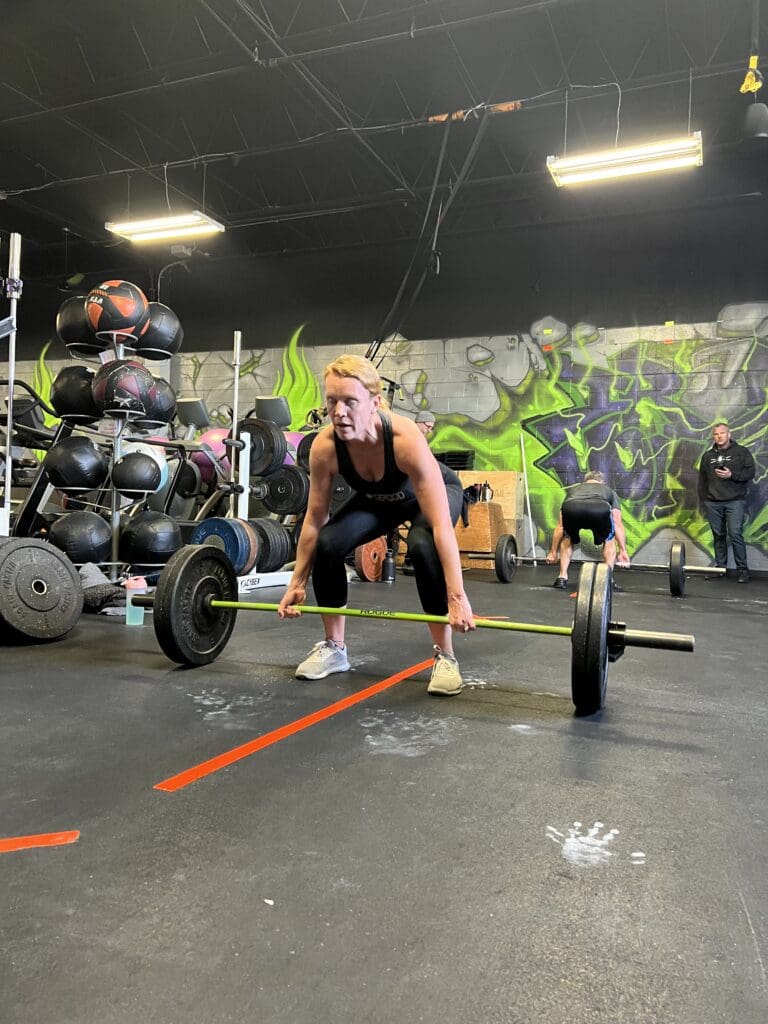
[105,210,225,243]
[546,132,703,187]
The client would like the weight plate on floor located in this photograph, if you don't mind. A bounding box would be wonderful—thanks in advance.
[0,538,83,641]
[494,533,518,583]
[570,561,611,716]
[239,418,288,477]
[669,540,685,597]
[152,545,238,666]
[189,517,251,575]
[263,465,310,516]
[354,536,387,581]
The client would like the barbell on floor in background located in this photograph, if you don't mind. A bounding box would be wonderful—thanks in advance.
[133,545,695,716]
[494,536,724,597]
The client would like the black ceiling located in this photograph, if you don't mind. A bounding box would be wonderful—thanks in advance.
[0,0,763,285]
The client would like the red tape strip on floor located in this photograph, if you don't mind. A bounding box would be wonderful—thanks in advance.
[154,658,434,793]
[0,830,80,854]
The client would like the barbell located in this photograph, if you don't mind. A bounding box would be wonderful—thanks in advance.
[495,536,723,597]
[133,545,694,716]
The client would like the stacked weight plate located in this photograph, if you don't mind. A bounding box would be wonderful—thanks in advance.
[189,518,259,575]
[249,518,292,572]
[238,418,287,477]
[296,431,317,472]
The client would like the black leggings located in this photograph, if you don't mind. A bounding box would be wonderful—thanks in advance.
[312,483,464,615]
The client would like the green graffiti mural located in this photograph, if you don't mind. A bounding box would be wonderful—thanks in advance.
[273,325,322,430]
[16,310,767,565]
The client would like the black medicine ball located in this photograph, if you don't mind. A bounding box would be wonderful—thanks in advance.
[55,295,105,357]
[118,510,182,571]
[43,436,110,492]
[49,510,112,563]
[134,302,184,359]
[50,364,102,424]
[111,452,163,496]
[135,377,177,427]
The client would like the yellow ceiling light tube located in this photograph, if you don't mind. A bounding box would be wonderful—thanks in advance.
[105,211,225,243]
[546,132,703,187]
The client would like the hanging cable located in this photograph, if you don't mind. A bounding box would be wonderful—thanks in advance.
[365,118,452,362]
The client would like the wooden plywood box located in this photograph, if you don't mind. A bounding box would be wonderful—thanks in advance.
[457,471,524,536]
[454,500,507,571]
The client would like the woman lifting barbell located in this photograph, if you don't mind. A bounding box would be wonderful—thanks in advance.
[277,354,475,695]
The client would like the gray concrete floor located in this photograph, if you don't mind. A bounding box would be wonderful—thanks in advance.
[1,567,767,1024]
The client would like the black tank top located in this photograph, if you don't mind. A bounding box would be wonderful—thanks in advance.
[333,411,415,502]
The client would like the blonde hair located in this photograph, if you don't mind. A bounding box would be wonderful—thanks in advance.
[584,470,606,484]
[323,354,391,410]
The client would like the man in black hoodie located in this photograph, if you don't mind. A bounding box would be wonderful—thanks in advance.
[698,423,756,582]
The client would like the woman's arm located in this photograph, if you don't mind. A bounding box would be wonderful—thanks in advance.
[277,428,336,617]
[393,418,475,631]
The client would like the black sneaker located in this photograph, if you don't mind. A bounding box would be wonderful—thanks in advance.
[553,577,568,590]
[737,569,750,584]
[612,580,623,593]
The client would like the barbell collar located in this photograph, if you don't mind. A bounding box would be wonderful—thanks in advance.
[611,624,694,653]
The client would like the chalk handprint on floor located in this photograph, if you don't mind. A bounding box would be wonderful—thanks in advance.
[546,821,625,867]
[358,708,464,757]
[189,687,272,729]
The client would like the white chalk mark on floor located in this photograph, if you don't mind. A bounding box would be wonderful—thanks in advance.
[189,687,272,729]
[546,821,621,867]
[358,708,465,757]
[739,887,767,990]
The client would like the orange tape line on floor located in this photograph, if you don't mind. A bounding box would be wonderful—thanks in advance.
[0,830,80,854]
[154,658,434,793]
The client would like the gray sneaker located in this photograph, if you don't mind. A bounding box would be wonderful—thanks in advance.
[295,640,351,680]
[427,646,463,696]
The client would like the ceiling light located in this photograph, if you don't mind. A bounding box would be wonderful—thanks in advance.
[546,132,703,187]
[105,211,225,243]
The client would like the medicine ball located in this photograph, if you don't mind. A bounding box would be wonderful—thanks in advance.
[190,427,231,485]
[122,441,169,490]
[55,295,104,357]
[147,459,201,518]
[134,302,184,359]
[135,377,177,427]
[85,280,150,337]
[91,359,157,419]
[111,452,163,496]
[43,436,110,492]
[50,365,102,424]
[118,510,182,571]
[48,510,112,563]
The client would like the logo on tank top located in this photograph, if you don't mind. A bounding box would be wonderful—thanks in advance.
[366,490,407,502]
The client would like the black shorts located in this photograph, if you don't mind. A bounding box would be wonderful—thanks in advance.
[561,498,614,546]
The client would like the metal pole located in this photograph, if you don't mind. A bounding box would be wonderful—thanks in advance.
[1,233,22,538]
[519,431,537,564]
[229,329,242,516]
